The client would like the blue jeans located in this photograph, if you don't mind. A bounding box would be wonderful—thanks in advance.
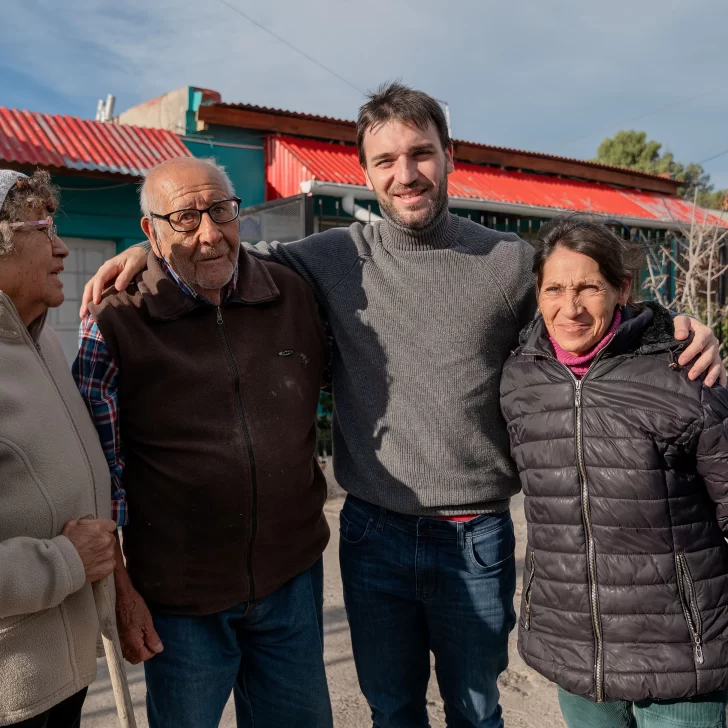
[558,686,728,728]
[144,559,332,728]
[339,495,517,728]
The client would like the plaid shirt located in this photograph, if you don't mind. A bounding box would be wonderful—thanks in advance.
[73,256,238,527]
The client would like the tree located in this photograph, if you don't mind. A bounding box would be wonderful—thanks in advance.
[594,131,727,210]
[640,206,728,359]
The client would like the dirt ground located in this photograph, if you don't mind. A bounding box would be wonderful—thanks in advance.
[82,476,565,728]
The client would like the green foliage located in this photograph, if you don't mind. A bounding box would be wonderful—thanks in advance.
[697,188,728,210]
[594,130,726,209]
[595,130,674,175]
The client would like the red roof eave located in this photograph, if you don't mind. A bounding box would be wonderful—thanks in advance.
[0,108,192,178]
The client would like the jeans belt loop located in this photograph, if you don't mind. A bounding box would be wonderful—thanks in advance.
[457,522,465,550]
[376,507,386,532]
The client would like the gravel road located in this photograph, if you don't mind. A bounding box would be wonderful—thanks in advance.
[82,478,565,727]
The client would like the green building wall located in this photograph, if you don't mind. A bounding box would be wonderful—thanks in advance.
[183,125,266,210]
[53,175,144,252]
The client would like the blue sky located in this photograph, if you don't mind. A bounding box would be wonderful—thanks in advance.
[2,0,727,190]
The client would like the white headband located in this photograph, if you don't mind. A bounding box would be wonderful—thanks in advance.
[0,170,29,212]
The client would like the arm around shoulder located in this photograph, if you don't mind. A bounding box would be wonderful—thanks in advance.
[696,384,728,534]
[247,228,363,306]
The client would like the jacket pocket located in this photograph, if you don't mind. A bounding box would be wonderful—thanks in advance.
[675,552,704,665]
[0,607,76,719]
[522,549,537,631]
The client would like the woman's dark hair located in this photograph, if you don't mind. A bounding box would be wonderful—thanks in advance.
[356,81,452,166]
[534,214,634,294]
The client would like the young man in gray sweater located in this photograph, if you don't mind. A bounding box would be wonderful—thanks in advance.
[81,83,722,728]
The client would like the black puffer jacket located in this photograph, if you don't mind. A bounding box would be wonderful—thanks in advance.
[500,303,728,703]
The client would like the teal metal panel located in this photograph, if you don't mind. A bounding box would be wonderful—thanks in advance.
[184,126,265,209]
[52,175,143,252]
[312,195,381,219]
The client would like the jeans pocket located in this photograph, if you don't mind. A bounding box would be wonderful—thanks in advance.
[466,514,515,572]
[339,502,374,545]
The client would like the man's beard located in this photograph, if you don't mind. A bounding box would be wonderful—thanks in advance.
[377,177,449,230]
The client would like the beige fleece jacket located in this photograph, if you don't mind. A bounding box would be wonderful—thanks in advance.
[0,293,111,726]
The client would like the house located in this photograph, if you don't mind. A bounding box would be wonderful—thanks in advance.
[0,107,191,360]
[116,86,727,249]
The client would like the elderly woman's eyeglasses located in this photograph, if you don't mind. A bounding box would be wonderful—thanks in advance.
[8,216,58,241]
[149,198,242,233]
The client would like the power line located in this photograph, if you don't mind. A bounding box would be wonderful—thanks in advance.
[559,89,717,148]
[214,0,364,96]
[697,148,728,166]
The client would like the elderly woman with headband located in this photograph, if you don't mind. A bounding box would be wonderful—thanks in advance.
[0,169,116,728]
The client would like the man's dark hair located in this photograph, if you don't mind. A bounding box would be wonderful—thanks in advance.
[534,214,634,294]
[356,81,452,165]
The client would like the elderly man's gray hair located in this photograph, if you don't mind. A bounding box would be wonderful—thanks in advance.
[139,157,236,216]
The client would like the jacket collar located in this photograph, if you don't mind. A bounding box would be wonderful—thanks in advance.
[520,302,684,358]
[138,248,280,321]
[0,291,47,344]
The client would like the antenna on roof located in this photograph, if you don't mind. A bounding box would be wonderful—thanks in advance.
[434,99,452,139]
[95,94,116,122]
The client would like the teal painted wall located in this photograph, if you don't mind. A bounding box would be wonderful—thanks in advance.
[53,175,143,252]
[184,125,265,209]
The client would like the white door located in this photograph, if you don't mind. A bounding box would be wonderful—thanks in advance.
[47,238,117,364]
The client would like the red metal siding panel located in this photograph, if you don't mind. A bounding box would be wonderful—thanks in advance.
[0,108,192,177]
[266,136,315,199]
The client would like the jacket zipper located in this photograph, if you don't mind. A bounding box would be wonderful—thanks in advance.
[675,552,704,665]
[217,306,258,605]
[522,347,608,701]
[523,549,537,630]
[574,377,605,701]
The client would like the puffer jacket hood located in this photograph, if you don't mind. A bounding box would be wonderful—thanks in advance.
[500,303,728,703]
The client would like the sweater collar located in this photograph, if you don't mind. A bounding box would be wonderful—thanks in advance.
[549,309,622,375]
[139,247,280,321]
[379,203,460,251]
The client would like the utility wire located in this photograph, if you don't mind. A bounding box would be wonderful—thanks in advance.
[697,148,728,166]
[214,0,365,96]
[559,89,717,148]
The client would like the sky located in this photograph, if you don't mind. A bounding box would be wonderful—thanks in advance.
[2,0,727,190]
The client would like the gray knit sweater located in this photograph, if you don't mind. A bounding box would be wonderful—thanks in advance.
[252,207,535,516]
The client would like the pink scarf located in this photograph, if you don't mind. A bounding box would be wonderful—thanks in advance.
[549,309,622,378]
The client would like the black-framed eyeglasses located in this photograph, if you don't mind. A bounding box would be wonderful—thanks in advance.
[149,197,242,233]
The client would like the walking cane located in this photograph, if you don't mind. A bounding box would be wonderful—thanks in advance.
[92,575,138,728]
[81,515,137,728]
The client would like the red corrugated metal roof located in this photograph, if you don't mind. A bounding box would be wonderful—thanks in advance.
[0,108,191,177]
[213,101,676,187]
[268,136,727,227]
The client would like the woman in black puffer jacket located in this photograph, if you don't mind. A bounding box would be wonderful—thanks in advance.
[500,215,728,728]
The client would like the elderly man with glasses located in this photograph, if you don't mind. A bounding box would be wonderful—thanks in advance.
[73,157,332,728]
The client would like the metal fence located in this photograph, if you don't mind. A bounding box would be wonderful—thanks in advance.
[239,195,313,244]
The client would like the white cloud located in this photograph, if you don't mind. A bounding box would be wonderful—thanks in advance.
[1,0,727,187]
